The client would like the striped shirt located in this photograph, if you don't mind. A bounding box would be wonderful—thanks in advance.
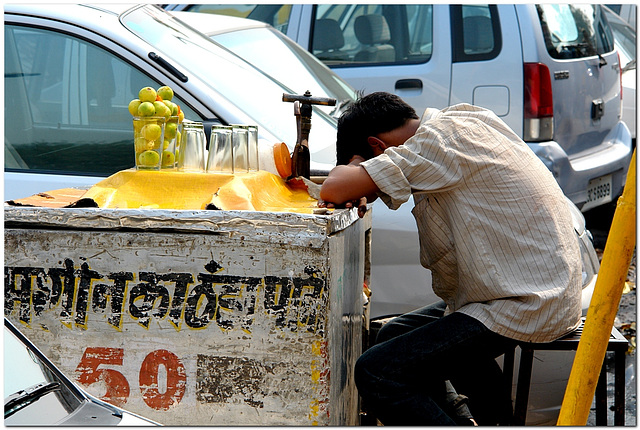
[361,103,582,342]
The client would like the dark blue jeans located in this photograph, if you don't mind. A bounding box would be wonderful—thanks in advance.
[355,301,517,425]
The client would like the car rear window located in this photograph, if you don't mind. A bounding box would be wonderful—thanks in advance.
[537,4,615,59]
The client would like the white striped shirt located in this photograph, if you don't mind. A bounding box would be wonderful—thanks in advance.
[361,103,582,342]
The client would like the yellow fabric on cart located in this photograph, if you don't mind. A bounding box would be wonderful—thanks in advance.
[83,169,319,213]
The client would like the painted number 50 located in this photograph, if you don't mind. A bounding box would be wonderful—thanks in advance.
[75,347,186,410]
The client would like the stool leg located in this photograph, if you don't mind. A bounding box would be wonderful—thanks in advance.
[595,357,607,425]
[502,348,515,425]
[614,349,625,426]
[513,347,534,425]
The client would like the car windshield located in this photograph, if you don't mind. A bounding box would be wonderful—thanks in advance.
[4,326,82,424]
[208,26,357,117]
[120,5,343,167]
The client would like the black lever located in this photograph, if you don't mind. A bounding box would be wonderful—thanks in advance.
[282,91,336,179]
[149,52,188,82]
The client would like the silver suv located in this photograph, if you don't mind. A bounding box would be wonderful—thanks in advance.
[166,4,633,212]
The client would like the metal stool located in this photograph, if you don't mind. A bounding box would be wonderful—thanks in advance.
[503,319,629,425]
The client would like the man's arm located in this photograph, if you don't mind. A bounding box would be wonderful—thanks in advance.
[320,156,380,205]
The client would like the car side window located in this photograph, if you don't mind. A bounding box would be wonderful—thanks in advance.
[451,4,502,63]
[4,25,199,176]
[311,4,433,67]
[537,4,615,59]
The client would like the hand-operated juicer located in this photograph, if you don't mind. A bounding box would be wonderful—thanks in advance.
[283,91,336,179]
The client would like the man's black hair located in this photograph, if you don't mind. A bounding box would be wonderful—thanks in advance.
[336,92,419,165]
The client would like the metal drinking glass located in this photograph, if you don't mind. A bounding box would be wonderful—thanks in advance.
[177,121,206,172]
[207,125,234,173]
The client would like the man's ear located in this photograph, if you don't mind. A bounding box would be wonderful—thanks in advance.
[367,136,387,154]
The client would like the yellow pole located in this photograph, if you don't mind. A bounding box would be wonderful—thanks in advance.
[557,149,636,426]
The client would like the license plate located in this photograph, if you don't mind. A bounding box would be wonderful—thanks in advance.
[582,174,613,211]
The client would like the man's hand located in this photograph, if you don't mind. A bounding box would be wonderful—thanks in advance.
[318,196,368,218]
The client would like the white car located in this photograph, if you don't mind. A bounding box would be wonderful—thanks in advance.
[5,4,600,425]
[4,318,159,426]
[606,3,636,30]
[603,5,636,142]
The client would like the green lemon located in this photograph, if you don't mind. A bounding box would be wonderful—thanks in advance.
[139,86,157,103]
[165,122,177,140]
[142,123,162,141]
[137,101,156,117]
[133,120,143,134]
[165,100,179,116]
[164,100,179,116]
[162,150,175,167]
[157,86,174,101]
[153,101,171,119]
[138,150,160,167]
[134,136,149,153]
[150,138,162,150]
[128,99,142,116]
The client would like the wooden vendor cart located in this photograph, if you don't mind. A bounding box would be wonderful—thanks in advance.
[4,177,372,426]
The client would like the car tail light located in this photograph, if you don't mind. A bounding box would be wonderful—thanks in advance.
[524,62,554,141]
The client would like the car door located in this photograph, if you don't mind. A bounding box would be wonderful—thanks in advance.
[449,4,523,134]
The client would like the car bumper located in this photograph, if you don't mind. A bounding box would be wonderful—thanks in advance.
[527,121,633,211]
